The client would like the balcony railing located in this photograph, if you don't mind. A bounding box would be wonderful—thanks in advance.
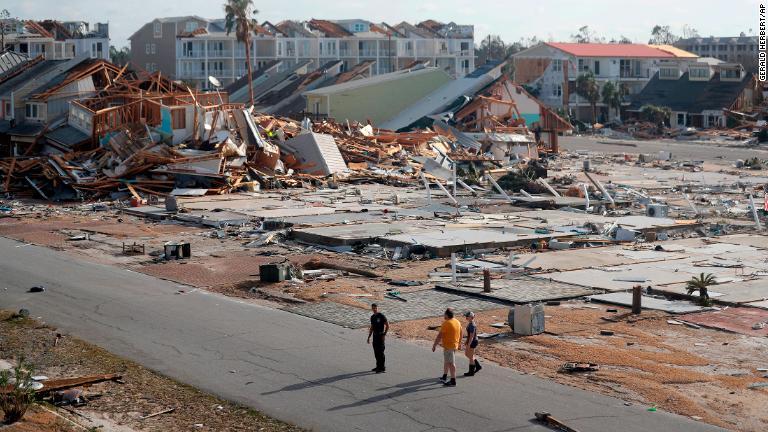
[619,71,650,79]
[180,50,205,58]
[339,49,354,56]
[360,49,377,57]
[208,50,233,58]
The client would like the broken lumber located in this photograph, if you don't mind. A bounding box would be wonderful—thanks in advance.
[303,259,380,278]
[534,412,581,432]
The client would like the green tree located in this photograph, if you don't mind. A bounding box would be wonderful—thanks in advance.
[109,45,130,67]
[571,26,603,44]
[0,358,36,424]
[224,0,259,106]
[0,9,14,49]
[640,104,671,132]
[649,25,678,44]
[686,273,716,304]
[601,81,629,121]
[575,72,600,126]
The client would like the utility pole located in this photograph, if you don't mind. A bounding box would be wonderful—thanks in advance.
[487,34,491,62]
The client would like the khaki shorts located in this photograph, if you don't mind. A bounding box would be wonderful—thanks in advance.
[443,349,456,364]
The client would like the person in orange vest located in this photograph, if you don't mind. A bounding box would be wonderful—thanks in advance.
[432,308,461,387]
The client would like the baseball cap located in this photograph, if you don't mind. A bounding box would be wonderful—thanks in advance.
[464,311,474,318]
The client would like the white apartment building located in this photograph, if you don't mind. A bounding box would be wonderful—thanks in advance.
[2,20,109,61]
[131,17,474,89]
[512,42,699,122]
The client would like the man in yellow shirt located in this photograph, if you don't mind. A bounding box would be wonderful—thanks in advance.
[432,308,462,387]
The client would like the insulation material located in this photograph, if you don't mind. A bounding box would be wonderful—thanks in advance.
[280,132,347,176]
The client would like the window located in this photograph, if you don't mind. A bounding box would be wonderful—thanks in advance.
[185,21,198,32]
[552,84,562,97]
[689,67,709,79]
[620,59,632,77]
[551,59,562,72]
[171,108,186,129]
[299,40,310,57]
[659,67,678,78]
[677,113,685,125]
[593,60,600,75]
[460,42,469,52]
[4,102,10,118]
[319,42,323,55]
[353,23,366,32]
[25,103,40,120]
[461,59,469,69]
[153,22,162,38]
[146,43,151,54]
[151,63,156,72]
[578,59,588,72]
[151,43,156,54]
[723,68,741,79]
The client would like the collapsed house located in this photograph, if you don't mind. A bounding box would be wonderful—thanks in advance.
[0,54,122,155]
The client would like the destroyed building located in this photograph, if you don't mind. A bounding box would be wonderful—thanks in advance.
[2,19,110,61]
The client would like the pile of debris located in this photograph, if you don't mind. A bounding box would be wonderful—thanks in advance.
[0,71,554,202]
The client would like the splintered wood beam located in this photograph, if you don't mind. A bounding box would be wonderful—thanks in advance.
[3,158,16,192]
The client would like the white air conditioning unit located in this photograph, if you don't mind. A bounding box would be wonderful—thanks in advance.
[646,204,669,218]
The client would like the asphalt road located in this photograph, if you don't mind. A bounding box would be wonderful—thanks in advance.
[562,135,768,161]
[0,237,724,432]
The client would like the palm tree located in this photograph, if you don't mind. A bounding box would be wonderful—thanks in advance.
[601,81,616,121]
[224,0,258,107]
[601,81,629,122]
[575,72,600,127]
[686,273,716,303]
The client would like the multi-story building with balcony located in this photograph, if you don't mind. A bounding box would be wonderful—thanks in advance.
[674,35,758,65]
[512,42,698,122]
[130,16,474,89]
[2,19,109,61]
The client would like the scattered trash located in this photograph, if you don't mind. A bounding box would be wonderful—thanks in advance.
[140,407,176,420]
[560,362,600,373]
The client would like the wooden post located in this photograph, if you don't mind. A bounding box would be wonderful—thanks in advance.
[632,285,642,315]
[483,269,491,293]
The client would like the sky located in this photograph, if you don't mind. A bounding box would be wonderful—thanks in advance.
[6,0,761,48]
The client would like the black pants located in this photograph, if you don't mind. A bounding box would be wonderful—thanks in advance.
[372,335,385,370]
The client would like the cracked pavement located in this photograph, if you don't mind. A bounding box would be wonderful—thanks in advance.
[0,237,724,432]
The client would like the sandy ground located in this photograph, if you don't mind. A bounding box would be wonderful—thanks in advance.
[0,310,303,432]
[1,147,766,431]
[389,303,768,432]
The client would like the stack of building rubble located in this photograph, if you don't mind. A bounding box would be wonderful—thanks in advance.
[0,70,555,202]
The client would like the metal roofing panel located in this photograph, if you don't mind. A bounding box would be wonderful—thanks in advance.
[44,125,89,146]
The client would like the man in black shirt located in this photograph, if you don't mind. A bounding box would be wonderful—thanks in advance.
[367,303,389,373]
